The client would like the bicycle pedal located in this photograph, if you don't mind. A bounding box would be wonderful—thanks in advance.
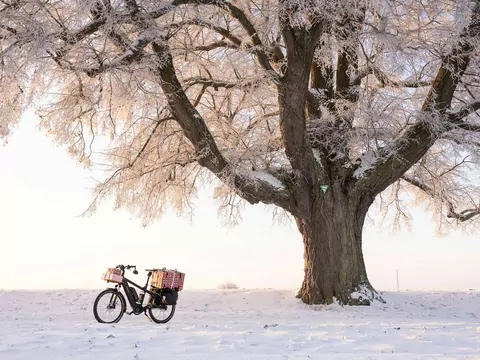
[126,311,134,315]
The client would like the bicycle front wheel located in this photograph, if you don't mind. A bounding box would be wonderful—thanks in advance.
[93,289,126,324]
[148,304,176,324]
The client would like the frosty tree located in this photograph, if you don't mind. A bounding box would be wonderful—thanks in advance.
[1,0,480,305]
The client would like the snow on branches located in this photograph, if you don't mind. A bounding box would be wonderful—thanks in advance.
[1,0,480,227]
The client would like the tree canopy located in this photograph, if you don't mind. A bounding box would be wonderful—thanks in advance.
[2,0,479,226]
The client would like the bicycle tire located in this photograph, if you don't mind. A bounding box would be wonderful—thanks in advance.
[93,289,126,324]
[148,304,176,324]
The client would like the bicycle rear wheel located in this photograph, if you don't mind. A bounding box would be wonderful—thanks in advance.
[93,289,126,323]
[148,304,176,324]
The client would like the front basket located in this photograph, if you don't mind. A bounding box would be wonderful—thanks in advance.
[102,268,123,283]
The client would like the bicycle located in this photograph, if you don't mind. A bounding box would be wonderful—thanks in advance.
[93,264,183,324]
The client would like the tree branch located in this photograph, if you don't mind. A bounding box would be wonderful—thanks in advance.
[280,25,324,163]
[335,5,366,105]
[213,0,277,75]
[274,17,329,215]
[447,100,480,124]
[455,122,480,132]
[0,23,17,35]
[191,41,238,52]
[354,63,433,89]
[167,19,243,47]
[52,31,152,77]
[401,175,480,222]
[12,0,293,212]
[185,0,279,77]
[124,0,139,15]
[129,116,175,167]
[308,49,334,118]
[151,40,297,214]
[440,132,480,148]
[184,76,258,91]
[149,0,192,18]
[447,207,480,222]
[357,1,480,195]
[153,0,281,77]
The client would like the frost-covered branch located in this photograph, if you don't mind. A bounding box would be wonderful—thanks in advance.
[277,21,327,214]
[401,175,480,223]
[184,76,259,91]
[454,122,480,132]
[171,0,279,77]
[3,0,480,229]
[191,41,238,52]
[151,40,296,213]
[167,19,243,47]
[335,4,366,105]
[354,63,433,89]
[447,207,480,222]
[447,100,480,125]
[0,24,17,35]
[52,32,152,76]
[357,1,480,195]
[208,0,277,76]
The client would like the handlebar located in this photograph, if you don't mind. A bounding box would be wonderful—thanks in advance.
[116,264,137,274]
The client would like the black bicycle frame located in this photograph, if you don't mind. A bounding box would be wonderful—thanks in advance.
[117,272,161,311]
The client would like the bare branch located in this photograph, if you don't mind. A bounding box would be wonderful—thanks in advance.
[124,0,139,14]
[159,0,279,76]
[210,0,278,75]
[129,116,175,167]
[52,32,152,77]
[191,40,238,52]
[152,40,296,213]
[401,175,480,223]
[455,122,480,132]
[184,76,258,90]
[335,5,366,104]
[167,19,243,47]
[447,100,480,123]
[0,23,17,35]
[355,63,433,88]
[358,1,480,195]
[447,207,480,222]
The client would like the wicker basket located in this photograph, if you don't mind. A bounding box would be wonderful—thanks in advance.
[151,269,185,291]
[102,268,123,283]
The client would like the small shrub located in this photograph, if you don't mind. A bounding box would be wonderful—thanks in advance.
[218,282,239,290]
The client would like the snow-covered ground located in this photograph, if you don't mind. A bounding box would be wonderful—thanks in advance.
[1,289,479,359]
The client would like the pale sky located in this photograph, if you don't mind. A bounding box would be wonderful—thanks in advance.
[1,112,480,292]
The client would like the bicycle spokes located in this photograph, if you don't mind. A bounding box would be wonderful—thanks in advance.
[94,291,125,323]
[107,294,118,309]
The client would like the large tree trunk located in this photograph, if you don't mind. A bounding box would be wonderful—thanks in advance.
[295,184,383,305]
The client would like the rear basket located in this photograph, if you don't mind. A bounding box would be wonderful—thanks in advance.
[151,269,185,291]
[102,268,123,283]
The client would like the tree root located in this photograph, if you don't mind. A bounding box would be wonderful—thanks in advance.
[296,282,385,306]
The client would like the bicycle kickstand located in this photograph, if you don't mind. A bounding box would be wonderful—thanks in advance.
[144,311,152,322]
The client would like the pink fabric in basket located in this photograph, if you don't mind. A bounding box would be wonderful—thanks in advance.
[102,268,123,283]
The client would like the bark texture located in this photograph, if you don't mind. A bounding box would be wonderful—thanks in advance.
[294,184,381,305]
